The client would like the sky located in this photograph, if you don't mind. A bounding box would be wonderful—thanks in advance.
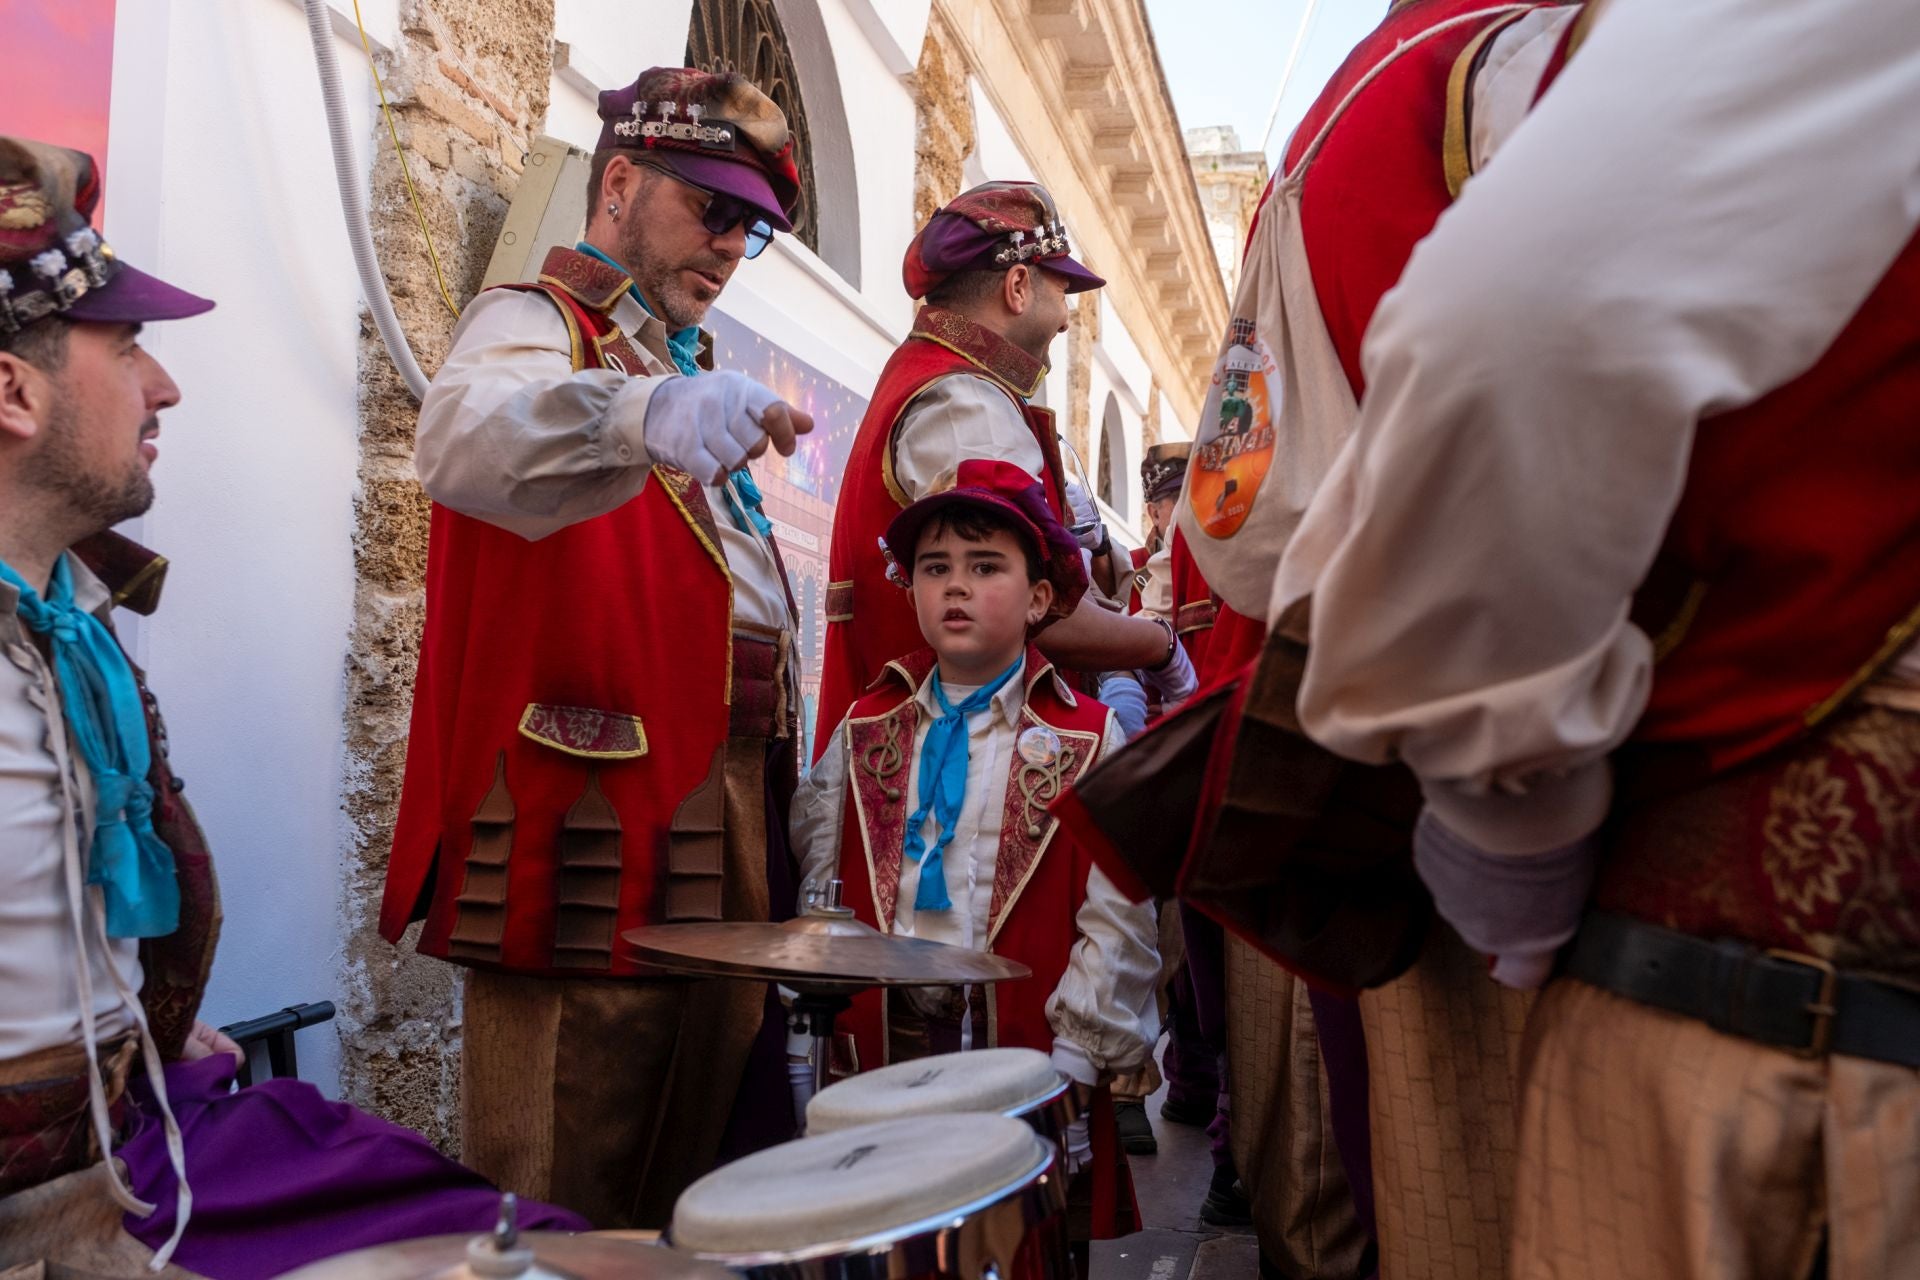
[1142,0,1381,167]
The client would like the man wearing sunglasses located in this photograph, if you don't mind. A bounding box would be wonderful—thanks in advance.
[381,67,813,1228]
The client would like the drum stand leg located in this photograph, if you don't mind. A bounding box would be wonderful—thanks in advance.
[791,990,852,1101]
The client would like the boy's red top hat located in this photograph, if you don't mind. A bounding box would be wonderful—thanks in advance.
[883,459,1089,626]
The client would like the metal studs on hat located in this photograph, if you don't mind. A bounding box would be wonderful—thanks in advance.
[993,220,1072,266]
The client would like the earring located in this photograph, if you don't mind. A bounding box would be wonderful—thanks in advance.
[608,202,620,219]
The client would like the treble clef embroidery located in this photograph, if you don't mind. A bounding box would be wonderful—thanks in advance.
[1016,744,1078,839]
[860,732,906,801]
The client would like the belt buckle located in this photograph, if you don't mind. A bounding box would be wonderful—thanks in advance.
[1763,948,1839,1057]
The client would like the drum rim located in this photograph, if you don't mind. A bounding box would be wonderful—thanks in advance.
[810,1068,1074,1132]
[671,1144,1057,1266]
[1002,1072,1072,1121]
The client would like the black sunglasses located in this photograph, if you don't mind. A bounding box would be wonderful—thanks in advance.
[641,162,775,259]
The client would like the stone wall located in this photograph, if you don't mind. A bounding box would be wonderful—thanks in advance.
[1064,291,1100,465]
[338,0,556,1152]
[910,11,975,230]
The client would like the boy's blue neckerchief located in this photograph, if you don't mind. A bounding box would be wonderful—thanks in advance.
[903,658,1025,912]
[575,242,772,537]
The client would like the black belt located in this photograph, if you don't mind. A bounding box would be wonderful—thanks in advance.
[1565,912,1920,1068]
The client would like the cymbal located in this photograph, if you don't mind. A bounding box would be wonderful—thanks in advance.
[279,1231,732,1280]
[622,913,1031,991]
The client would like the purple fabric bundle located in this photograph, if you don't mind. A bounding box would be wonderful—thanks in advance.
[119,1055,588,1279]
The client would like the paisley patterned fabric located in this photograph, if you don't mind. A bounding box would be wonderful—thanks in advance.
[1600,704,1920,982]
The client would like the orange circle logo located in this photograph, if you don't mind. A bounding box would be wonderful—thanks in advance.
[1188,318,1278,539]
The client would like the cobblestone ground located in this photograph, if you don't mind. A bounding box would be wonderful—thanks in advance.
[1093,1049,1257,1280]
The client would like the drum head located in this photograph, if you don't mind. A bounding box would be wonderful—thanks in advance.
[671,1114,1048,1257]
[807,1048,1060,1134]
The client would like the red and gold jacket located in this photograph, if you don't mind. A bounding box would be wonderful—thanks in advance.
[831,647,1110,1070]
[379,247,785,977]
[817,309,1070,757]
[0,534,219,1196]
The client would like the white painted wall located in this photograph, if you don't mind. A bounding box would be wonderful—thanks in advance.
[105,0,378,1095]
[816,0,919,321]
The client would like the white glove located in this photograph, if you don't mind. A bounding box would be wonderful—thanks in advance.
[643,370,786,485]
[1062,1115,1092,1177]
[1064,480,1110,555]
[1140,636,1196,707]
[1411,810,1599,990]
[788,1058,816,1131]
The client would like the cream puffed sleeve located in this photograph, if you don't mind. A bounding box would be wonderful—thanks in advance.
[790,716,852,913]
[414,288,676,540]
[1297,0,1920,855]
[891,374,1047,499]
[1045,711,1161,1083]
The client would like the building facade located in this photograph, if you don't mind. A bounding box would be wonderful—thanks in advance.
[4,0,1226,1145]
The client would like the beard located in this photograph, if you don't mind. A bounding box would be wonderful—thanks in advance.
[615,215,730,331]
[21,395,156,534]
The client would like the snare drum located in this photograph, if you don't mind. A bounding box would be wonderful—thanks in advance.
[806,1048,1080,1157]
[670,1113,1069,1280]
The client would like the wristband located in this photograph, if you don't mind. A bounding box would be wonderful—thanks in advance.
[1145,617,1178,671]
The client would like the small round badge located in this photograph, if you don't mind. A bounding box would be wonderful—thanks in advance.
[1017,725,1061,767]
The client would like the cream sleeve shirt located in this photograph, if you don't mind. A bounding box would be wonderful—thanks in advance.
[1296,0,1920,853]
[414,287,792,631]
[891,374,1047,500]
[792,663,1160,1080]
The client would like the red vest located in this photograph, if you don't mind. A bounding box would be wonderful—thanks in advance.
[817,309,1070,756]
[380,247,775,977]
[1124,546,1152,616]
[830,648,1109,1069]
[1626,244,1920,764]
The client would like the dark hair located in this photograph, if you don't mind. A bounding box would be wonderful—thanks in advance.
[0,316,71,371]
[914,504,1044,583]
[585,149,660,212]
[925,268,1008,310]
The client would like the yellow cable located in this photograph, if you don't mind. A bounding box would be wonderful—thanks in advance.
[351,0,461,320]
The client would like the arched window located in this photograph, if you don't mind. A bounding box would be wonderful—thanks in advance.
[1098,392,1131,520]
[687,0,820,256]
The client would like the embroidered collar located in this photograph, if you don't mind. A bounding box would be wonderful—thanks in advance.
[874,645,1078,711]
[909,306,1048,400]
[575,242,705,375]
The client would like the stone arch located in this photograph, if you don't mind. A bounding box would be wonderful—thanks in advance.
[685,0,862,287]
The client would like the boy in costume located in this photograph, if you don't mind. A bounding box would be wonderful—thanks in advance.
[792,459,1159,1241]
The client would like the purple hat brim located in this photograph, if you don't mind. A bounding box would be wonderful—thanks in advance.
[653,151,793,233]
[1039,256,1104,293]
[64,263,215,326]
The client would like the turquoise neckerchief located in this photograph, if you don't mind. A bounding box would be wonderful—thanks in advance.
[575,242,771,537]
[903,658,1025,912]
[1,555,178,937]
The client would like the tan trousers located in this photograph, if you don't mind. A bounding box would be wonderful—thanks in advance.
[0,1163,203,1278]
[1226,936,1370,1280]
[462,737,779,1229]
[1512,977,1920,1280]
[1359,925,1533,1280]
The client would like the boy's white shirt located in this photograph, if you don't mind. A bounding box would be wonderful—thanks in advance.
[792,656,1161,1083]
